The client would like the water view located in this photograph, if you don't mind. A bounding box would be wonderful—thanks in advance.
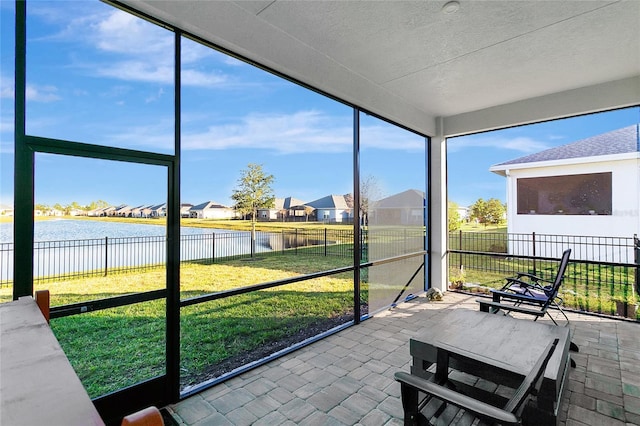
[0,219,217,243]
[0,220,266,283]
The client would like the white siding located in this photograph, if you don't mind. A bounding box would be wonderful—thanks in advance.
[505,158,639,261]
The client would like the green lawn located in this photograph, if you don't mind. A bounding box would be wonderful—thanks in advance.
[0,254,356,397]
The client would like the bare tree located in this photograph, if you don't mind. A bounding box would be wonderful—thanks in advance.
[360,175,384,226]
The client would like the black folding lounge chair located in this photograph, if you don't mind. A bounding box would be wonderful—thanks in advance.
[477,249,572,326]
[395,338,559,426]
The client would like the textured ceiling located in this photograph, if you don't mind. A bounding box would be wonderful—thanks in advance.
[118,0,640,136]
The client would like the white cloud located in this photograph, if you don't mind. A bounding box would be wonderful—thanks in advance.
[94,61,174,85]
[0,113,14,135]
[26,85,61,102]
[1,74,60,102]
[183,110,352,153]
[448,135,550,153]
[107,110,427,154]
[360,125,426,151]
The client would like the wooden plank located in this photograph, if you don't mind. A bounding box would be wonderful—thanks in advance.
[0,297,104,426]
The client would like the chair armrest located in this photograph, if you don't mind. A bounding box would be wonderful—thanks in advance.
[514,272,548,282]
[505,277,550,293]
[477,299,546,317]
[394,372,520,426]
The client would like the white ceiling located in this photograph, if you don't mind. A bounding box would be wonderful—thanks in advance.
[118,0,640,137]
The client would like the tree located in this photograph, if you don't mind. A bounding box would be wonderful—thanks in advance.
[86,200,109,211]
[448,201,462,232]
[359,174,384,226]
[304,205,314,222]
[231,163,276,220]
[484,198,506,225]
[470,198,505,226]
[231,163,275,256]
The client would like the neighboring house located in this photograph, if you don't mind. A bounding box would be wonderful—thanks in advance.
[189,201,236,219]
[457,205,469,221]
[306,194,353,223]
[180,204,193,218]
[0,205,14,216]
[129,205,149,218]
[149,203,167,218]
[258,197,305,221]
[491,125,640,261]
[88,206,114,217]
[369,189,425,226]
[111,205,132,217]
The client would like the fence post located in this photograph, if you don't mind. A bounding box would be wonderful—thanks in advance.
[212,233,215,264]
[634,234,639,296]
[532,232,537,276]
[104,236,108,276]
[282,230,285,254]
[458,230,462,269]
[324,228,327,256]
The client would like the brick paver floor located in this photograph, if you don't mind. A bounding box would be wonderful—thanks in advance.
[167,292,640,425]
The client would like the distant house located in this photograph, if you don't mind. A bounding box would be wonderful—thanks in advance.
[306,194,353,223]
[129,205,149,218]
[258,197,305,221]
[189,201,236,219]
[491,125,640,261]
[457,205,469,221]
[180,203,193,218]
[0,205,13,216]
[89,206,115,217]
[111,205,132,217]
[149,203,167,218]
[369,189,425,226]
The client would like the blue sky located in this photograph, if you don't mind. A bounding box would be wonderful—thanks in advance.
[1,1,638,209]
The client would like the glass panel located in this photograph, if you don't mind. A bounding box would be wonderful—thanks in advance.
[179,35,353,298]
[360,113,427,313]
[180,273,353,391]
[25,0,174,153]
[51,299,166,398]
[33,153,167,303]
[34,153,167,397]
[0,1,15,299]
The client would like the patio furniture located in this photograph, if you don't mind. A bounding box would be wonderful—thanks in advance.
[395,338,559,425]
[408,309,570,425]
[0,296,105,425]
[121,406,164,426]
[477,249,572,326]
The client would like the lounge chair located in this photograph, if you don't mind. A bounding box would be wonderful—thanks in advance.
[395,338,559,425]
[477,249,572,326]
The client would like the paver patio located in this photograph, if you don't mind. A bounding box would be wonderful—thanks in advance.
[167,292,640,425]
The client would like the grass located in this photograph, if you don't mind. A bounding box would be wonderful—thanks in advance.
[0,253,356,397]
[449,251,637,317]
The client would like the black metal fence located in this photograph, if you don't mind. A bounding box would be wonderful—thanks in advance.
[0,228,357,286]
[448,231,640,318]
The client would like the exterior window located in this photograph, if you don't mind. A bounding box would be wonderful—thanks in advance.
[517,172,612,215]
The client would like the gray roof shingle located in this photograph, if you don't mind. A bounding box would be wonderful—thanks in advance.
[494,125,639,167]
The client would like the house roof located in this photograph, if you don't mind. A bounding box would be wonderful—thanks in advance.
[492,125,640,170]
[191,201,231,210]
[307,195,350,210]
[376,189,426,208]
[273,197,305,210]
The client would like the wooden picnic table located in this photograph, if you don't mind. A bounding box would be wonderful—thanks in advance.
[0,296,104,426]
[410,309,570,425]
